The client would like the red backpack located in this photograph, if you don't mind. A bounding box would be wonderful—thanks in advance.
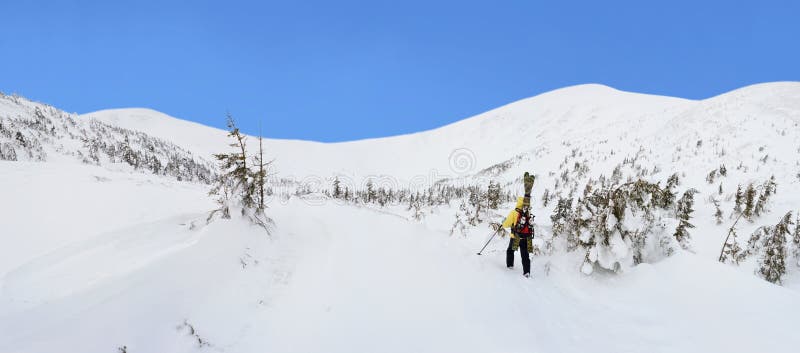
[513,209,534,238]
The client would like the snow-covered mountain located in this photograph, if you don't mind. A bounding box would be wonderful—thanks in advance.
[8,82,798,192]
[2,82,800,353]
[0,94,216,183]
[82,82,800,183]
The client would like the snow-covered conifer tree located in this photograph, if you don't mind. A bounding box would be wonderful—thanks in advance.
[743,184,756,221]
[706,169,717,184]
[754,176,777,218]
[252,130,271,211]
[759,212,793,284]
[366,180,375,203]
[673,189,697,249]
[793,212,800,266]
[541,188,551,207]
[332,177,341,199]
[487,181,501,210]
[719,212,747,265]
[208,114,270,231]
[733,184,744,216]
[713,198,723,225]
[662,173,680,207]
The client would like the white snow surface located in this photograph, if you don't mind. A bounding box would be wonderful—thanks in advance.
[3,82,800,352]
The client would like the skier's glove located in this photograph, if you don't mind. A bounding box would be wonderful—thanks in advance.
[490,222,502,231]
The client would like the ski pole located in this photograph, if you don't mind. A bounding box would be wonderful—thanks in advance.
[476,228,501,255]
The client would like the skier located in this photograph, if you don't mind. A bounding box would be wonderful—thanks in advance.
[491,172,535,277]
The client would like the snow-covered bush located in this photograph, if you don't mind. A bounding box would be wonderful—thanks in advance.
[545,169,701,275]
[558,177,691,275]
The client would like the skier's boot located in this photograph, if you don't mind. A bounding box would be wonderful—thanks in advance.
[524,272,531,278]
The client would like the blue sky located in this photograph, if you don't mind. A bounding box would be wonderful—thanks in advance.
[2,0,798,142]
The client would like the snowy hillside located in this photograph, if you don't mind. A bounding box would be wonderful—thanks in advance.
[82,83,800,184]
[83,84,695,181]
[0,94,215,183]
[2,82,800,353]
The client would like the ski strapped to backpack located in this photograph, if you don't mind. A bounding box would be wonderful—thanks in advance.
[514,171,536,238]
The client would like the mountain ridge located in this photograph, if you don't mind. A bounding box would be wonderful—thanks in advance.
[4,81,799,182]
[81,81,800,182]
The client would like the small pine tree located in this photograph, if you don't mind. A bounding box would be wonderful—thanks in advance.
[754,190,768,217]
[673,189,697,249]
[720,230,745,265]
[209,114,255,218]
[706,169,717,184]
[541,188,551,208]
[733,184,743,215]
[747,225,772,257]
[719,164,727,176]
[467,188,485,226]
[366,180,375,203]
[487,181,501,210]
[409,196,424,221]
[662,173,680,207]
[666,173,680,187]
[450,201,469,236]
[611,164,623,184]
[793,211,800,265]
[718,183,723,195]
[759,212,793,284]
[713,199,723,225]
[719,212,746,264]
[332,177,341,199]
[753,176,776,218]
[766,175,777,194]
[743,184,756,221]
[763,175,776,200]
[252,127,271,211]
[550,197,573,238]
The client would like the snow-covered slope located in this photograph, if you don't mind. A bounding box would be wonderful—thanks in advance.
[82,84,695,180]
[0,94,215,183]
[82,83,800,186]
[1,162,799,353]
[3,82,800,353]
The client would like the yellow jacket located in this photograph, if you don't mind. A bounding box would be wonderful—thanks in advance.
[501,197,526,238]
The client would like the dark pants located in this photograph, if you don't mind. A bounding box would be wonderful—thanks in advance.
[506,237,531,275]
